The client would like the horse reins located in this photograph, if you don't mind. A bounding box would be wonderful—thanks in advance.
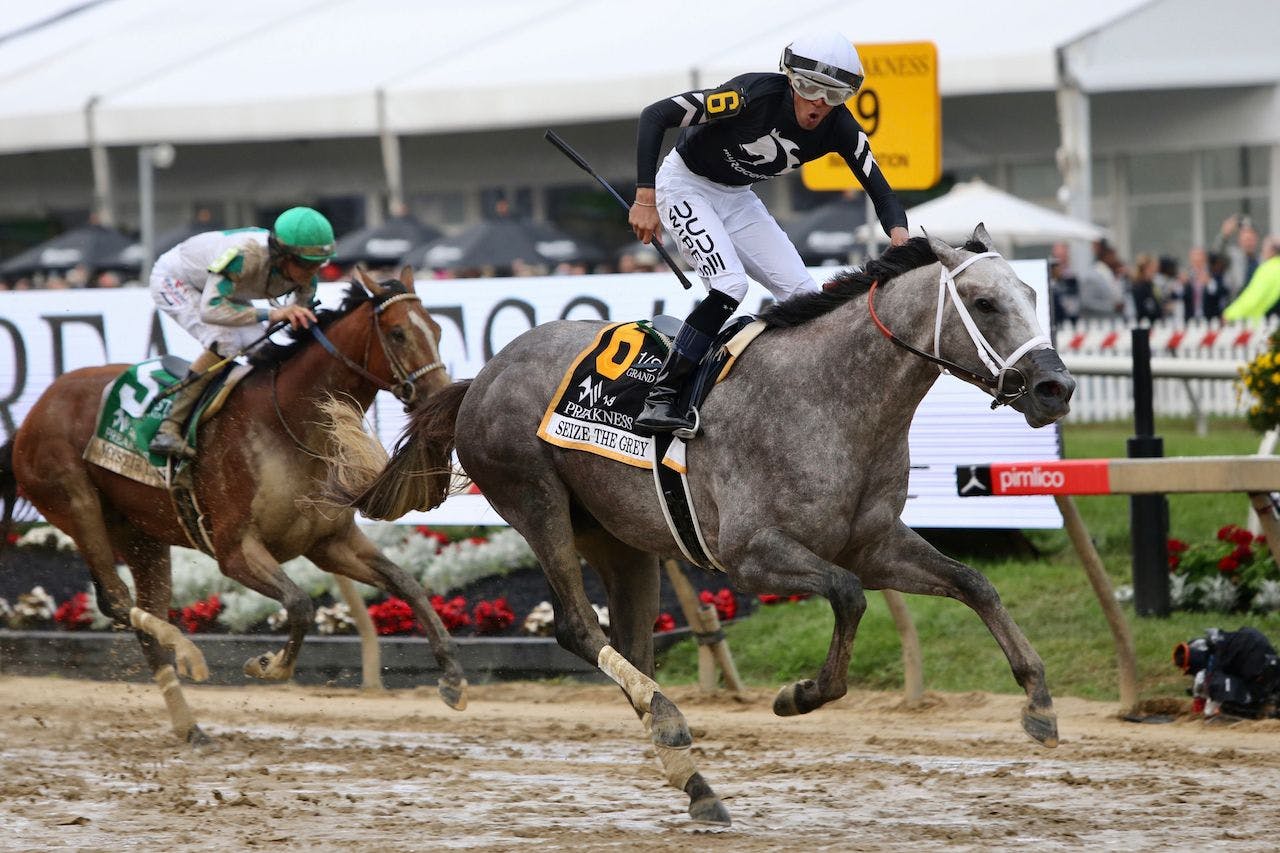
[309,291,445,407]
[867,251,1051,409]
[270,290,446,455]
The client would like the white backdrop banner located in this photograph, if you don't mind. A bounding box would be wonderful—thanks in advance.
[0,263,1062,529]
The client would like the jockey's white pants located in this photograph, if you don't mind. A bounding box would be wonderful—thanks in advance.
[150,263,265,357]
[655,149,818,303]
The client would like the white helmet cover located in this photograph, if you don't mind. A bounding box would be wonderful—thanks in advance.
[781,32,864,90]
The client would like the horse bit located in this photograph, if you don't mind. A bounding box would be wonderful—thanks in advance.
[868,251,1052,409]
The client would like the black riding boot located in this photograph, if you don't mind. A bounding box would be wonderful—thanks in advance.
[149,371,217,460]
[635,289,740,435]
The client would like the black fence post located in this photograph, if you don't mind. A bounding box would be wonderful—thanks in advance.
[1128,327,1170,616]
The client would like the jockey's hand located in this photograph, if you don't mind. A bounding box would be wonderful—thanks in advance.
[270,304,317,330]
[629,188,662,245]
[889,226,910,247]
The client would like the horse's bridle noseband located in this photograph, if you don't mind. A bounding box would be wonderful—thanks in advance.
[309,291,445,408]
[867,251,1051,409]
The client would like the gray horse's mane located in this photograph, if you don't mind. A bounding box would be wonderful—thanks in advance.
[759,236,986,329]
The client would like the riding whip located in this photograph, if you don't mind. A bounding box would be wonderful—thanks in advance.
[543,129,694,291]
[157,320,289,399]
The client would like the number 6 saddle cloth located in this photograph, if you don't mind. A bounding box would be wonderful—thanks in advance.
[537,316,765,570]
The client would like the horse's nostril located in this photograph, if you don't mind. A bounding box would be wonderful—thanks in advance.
[1036,379,1067,401]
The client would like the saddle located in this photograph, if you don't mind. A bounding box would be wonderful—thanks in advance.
[83,357,251,489]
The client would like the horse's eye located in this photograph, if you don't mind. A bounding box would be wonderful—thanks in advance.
[390,328,407,343]
[974,297,997,313]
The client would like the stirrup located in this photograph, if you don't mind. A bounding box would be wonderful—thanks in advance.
[673,408,700,441]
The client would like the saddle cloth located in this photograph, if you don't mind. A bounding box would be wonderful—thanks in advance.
[83,356,250,488]
[536,317,764,469]
[537,317,766,572]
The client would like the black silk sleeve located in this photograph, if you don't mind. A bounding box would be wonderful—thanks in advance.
[832,113,908,236]
[635,84,746,188]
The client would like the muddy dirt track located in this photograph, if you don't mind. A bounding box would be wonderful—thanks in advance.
[0,676,1277,852]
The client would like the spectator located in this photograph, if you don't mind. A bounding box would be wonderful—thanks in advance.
[1216,214,1262,297]
[1182,247,1227,321]
[1155,255,1182,320]
[1223,235,1280,320]
[1129,254,1163,323]
[1077,238,1125,319]
[1047,242,1080,324]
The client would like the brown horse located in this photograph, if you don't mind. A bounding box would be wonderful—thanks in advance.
[0,267,467,745]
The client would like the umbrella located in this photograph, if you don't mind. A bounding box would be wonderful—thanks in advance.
[783,197,869,264]
[332,215,442,267]
[853,179,1106,248]
[402,218,603,272]
[109,222,221,275]
[0,224,135,278]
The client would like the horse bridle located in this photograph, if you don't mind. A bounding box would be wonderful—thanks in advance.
[867,251,1051,409]
[309,291,445,408]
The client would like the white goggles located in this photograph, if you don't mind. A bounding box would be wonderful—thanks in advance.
[786,70,854,106]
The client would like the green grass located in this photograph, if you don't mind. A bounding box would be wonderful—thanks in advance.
[655,418,1280,702]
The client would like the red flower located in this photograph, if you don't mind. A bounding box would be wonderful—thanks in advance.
[653,612,675,632]
[1229,528,1254,547]
[180,594,222,634]
[1217,524,1245,542]
[1168,554,1181,570]
[467,536,487,545]
[1230,544,1254,562]
[1217,556,1240,573]
[757,593,781,605]
[368,597,418,635]
[4,532,18,546]
[472,597,515,635]
[430,595,472,631]
[414,526,450,550]
[698,588,737,622]
[54,592,93,631]
[788,593,811,602]
[1167,539,1189,554]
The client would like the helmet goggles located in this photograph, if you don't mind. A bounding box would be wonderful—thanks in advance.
[786,69,855,106]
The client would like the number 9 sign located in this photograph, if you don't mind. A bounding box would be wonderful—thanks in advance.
[801,42,939,192]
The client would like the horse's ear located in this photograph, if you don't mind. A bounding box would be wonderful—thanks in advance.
[924,229,965,269]
[354,264,386,297]
[971,222,995,251]
[399,265,417,293]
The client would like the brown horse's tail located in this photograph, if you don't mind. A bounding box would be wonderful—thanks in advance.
[323,380,472,520]
[0,439,16,547]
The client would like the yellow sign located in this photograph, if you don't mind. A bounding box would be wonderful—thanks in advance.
[801,41,940,192]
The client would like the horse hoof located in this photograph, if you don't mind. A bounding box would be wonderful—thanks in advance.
[186,726,218,751]
[649,692,692,749]
[685,773,731,825]
[1022,705,1059,748]
[773,679,817,717]
[438,678,468,711]
[243,652,290,680]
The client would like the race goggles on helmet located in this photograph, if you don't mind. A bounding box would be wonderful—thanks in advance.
[785,69,855,106]
[781,42,864,105]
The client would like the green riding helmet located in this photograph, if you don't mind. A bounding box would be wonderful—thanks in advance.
[273,207,336,262]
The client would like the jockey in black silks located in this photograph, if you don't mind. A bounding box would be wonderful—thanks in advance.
[629,31,910,435]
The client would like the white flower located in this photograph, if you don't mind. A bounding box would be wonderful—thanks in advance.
[15,525,77,551]
[522,600,555,636]
[13,586,56,624]
[267,608,290,631]
[216,589,281,633]
[0,597,11,621]
[1251,579,1280,612]
[314,602,356,635]
[1170,574,1196,608]
[1113,584,1134,604]
[1199,576,1239,612]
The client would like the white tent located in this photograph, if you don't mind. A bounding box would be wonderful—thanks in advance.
[855,179,1106,248]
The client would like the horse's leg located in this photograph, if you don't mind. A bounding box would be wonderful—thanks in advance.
[218,537,313,680]
[126,536,213,746]
[860,522,1057,747]
[307,528,468,710]
[729,527,867,716]
[576,532,730,824]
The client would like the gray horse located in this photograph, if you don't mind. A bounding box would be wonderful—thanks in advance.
[329,229,1075,825]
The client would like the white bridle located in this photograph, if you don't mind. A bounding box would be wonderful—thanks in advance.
[932,251,1052,399]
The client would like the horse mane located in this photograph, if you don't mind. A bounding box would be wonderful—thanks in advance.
[759,236,988,329]
[249,282,407,369]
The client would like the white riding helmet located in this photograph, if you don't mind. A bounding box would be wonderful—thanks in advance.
[780,32,865,103]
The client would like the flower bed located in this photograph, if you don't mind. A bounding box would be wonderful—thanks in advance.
[1,523,761,641]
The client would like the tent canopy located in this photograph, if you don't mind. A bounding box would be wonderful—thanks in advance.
[0,0,1153,154]
[854,179,1106,247]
